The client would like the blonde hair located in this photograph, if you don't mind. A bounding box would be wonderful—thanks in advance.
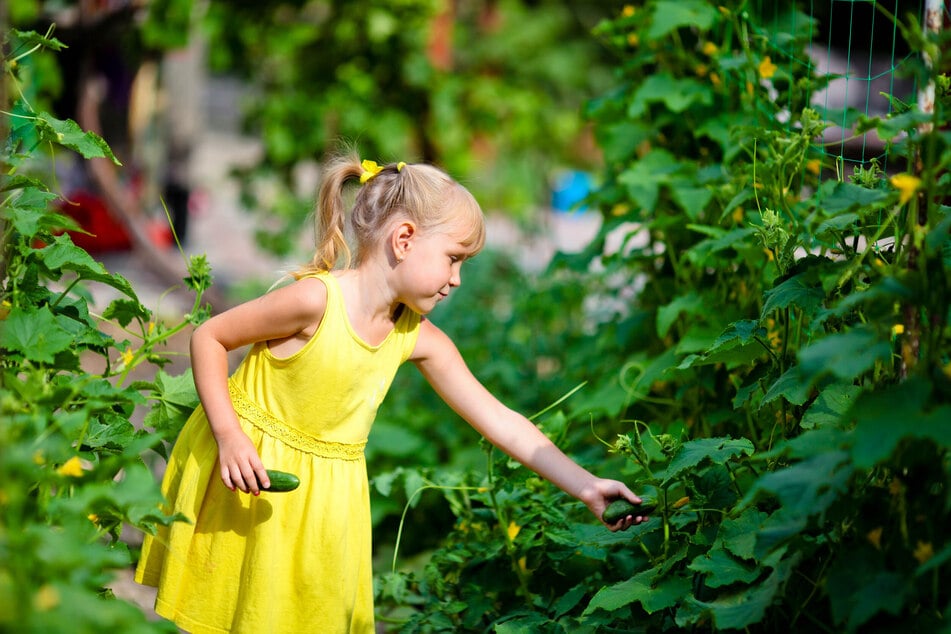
[296,153,486,275]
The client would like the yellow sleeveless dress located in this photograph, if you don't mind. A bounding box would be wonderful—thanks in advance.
[135,272,421,634]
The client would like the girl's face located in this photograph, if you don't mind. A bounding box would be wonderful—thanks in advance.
[399,225,472,315]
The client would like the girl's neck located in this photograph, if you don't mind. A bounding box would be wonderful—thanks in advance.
[336,265,401,325]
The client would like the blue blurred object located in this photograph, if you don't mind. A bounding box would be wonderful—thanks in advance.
[550,170,593,213]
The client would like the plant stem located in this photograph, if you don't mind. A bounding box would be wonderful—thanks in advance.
[484,448,533,600]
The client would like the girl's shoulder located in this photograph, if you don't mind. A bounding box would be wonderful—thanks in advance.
[283,275,331,313]
[251,274,330,328]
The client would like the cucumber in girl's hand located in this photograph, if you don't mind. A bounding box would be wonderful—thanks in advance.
[261,469,300,492]
[602,497,655,523]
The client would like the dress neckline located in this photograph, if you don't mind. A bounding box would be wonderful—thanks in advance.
[327,272,398,351]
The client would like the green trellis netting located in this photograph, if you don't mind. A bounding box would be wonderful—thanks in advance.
[765,0,946,176]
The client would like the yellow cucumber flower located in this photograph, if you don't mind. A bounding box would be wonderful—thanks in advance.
[57,456,85,478]
[759,56,777,79]
[890,173,921,205]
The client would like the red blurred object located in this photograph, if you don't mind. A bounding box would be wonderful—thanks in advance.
[59,190,133,253]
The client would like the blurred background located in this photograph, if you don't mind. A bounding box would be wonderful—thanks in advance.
[5,0,621,313]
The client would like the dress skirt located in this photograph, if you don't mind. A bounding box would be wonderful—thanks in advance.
[135,383,375,634]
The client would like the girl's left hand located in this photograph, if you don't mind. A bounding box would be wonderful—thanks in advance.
[579,478,650,532]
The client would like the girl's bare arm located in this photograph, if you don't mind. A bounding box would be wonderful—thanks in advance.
[410,319,646,530]
[191,277,328,493]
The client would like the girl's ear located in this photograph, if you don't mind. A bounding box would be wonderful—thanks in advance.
[392,221,416,262]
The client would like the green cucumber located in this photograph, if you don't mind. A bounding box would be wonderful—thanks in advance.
[262,469,300,492]
[602,498,654,523]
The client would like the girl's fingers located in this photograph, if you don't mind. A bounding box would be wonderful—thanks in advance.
[233,467,249,493]
[220,463,233,491]
[254,467,270,491]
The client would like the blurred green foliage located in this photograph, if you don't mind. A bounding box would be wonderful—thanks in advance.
[197,0,617,255]
[373,1,951,631]
[0,24,209,633]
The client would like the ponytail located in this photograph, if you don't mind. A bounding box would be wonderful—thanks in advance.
[297,154,362,276]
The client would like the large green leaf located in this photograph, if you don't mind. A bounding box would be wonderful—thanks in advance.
[761,365,812,407]
[848,378,951,469]
[0,188,73,238]
[753,510,808,558]
[617,149,681,213]
[0,306,75,364]
[678,319,768,369]
[685,227,757,265]
[84,414,137,453]
[102,299,152,328]
[655,437,755,485]
[670,182,714,220]
[648,0,718,38]
[797,329,891,381]
[856,109,934,142]
[656,292,705,338]
[742,451,853,519]
[141,370,200,440]
[826,547,910,631]
[584,570,692,615]
[628,74,714,118]
[37,235,140,301]
[761,272,826,318]
[715,507,771,560]
[813,180,891,215]
[687,548,761,588]
[709,319,765,350]
[800,382,862,429]
[676,556,797,630]
[35,113,120,163]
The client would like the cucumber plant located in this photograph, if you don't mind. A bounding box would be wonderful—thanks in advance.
[373,2,950,632]
[1,27,209,632]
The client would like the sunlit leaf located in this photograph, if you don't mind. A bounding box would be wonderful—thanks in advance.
[141,370,200,439]
[102,299,152,328]
[11,28,67,51]
[35,113,120,163]
[655,437,755,485]
[801,382,863,429]
[0,306,74,363]
[38,235,139,300]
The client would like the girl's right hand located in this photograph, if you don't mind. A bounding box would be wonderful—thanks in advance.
[214,429,270,495]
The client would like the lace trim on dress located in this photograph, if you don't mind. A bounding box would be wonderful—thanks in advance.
[228,381,366,460]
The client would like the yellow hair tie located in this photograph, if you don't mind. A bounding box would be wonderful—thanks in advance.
[360,159,384,184]
[397,161,406,172]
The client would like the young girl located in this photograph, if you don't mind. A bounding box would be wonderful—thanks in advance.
[135,154,648,633]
